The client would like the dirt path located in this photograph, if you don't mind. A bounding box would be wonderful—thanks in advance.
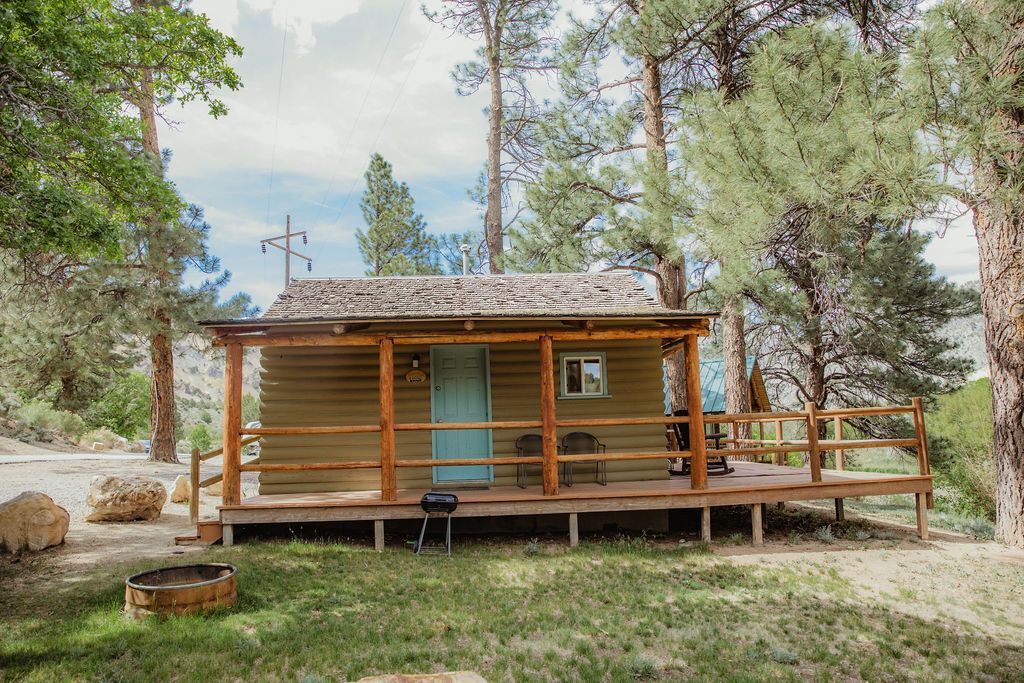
[724,535,1024,643]
[0,456,259,574]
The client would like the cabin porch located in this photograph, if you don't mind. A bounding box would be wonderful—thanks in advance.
[218,460,933,547]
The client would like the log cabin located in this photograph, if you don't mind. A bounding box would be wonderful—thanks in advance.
[199,272,934,547]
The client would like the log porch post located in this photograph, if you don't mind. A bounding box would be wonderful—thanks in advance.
[682,334,707,490]
[379,338,397,502]
[222,342,243,506]
[835,417,845,470]
[539,335,559,496]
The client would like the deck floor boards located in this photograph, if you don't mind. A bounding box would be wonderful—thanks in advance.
[219,462,930,525]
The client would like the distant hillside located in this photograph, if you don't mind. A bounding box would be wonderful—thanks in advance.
[943,281,988,379]
[137,338,261,425]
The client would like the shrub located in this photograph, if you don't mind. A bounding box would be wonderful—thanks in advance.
[80,427,120,450]
[927,379,995,520]
[188,423,212,453]
[14,400,86,440]
[85,372,151,439]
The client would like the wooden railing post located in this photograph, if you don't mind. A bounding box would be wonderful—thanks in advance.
[773,419,783,465]
[190,447,200,525]
[379,338,397,502]
[911,397,933,508]
[539,335,559,496]
[805,401,822,482]
[835,417,845,470]
[222,343,243,506]
[682,335,707,490]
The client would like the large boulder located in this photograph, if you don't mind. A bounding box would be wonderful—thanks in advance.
[86,475,167,522]
[170,475,191,503]
[0,492,70,554]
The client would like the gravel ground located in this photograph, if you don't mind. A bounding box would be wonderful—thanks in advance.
[0,453,259,571]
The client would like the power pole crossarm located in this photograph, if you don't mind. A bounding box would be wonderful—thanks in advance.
[260,214,312,290]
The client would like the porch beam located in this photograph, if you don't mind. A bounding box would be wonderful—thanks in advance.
[682,335,707,490]
[221,343,243,506]
[539,335,559,496]
[211,321,710,347]
[379,338,397,502]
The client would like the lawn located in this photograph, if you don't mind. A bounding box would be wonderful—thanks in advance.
[2,533,1022,682]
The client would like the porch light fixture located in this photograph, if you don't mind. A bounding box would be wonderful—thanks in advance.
[405,353,426,383]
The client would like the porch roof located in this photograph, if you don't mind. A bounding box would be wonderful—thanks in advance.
[202,273,718,328]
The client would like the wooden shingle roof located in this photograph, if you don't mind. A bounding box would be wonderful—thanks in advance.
[221,273,714,325]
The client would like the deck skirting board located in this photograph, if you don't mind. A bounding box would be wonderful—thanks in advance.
[220,476,930,526]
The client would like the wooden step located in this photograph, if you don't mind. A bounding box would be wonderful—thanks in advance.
[198,519,223,545]
[174,533,199,546]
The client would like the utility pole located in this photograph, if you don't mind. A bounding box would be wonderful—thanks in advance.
[261,214,312,289]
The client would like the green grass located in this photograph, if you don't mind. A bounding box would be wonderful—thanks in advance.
[2,538,1021,681]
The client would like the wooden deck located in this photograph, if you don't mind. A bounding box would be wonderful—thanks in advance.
[219,462,931,528]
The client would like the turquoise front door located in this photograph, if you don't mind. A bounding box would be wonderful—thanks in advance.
[430,345,493,484]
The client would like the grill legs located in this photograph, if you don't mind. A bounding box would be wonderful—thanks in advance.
[415,512,453,556]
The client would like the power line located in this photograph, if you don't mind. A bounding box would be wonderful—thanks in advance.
[264,17,290,227]
[328,22,435,224]
[314,0,410,224]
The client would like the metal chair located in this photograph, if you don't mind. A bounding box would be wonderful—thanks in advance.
[561,432,607,486]
[515,434,543,488]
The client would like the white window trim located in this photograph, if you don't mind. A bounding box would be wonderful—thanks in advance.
[559,352,609,399]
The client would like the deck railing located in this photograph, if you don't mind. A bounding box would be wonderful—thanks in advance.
[227,401,931,508]
[189,435,261,524]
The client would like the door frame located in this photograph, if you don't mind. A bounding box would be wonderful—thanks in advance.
[429,344,494,484]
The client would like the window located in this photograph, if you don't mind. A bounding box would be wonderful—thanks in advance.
[560,353,608,398]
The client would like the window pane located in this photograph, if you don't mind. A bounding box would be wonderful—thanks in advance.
[565,359,582,394]
[583,359,603,394]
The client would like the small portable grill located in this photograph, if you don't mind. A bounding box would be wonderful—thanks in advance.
[415,492,458,556]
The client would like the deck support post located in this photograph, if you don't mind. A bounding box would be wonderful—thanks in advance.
[804,402,822,483]
[539,335,559,496]
[915,492,929,540]
[701,506,711,542]
[222,523,234,547]
[379,338,397,502]
[911,397,934,509]
[568,512,579,547]
[834,498,845,522]
[751,503,764,546]
[374,520,384,551]
[222,343,243,507]
[682,335,707,490]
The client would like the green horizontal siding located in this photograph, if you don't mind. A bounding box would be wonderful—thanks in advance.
[257,339,669,494]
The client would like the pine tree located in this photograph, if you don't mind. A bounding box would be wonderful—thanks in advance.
[424,0,558,272]
[357,154,439,276]
[907,0,1024,545]
[683,23,977,439]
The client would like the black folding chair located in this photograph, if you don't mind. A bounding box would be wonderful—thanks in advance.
[515,434,544,488]
[561,432,607,486]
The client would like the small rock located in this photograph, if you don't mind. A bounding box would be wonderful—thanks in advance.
[170,475,191,503]
[0,492,70,554]
[85,475,167,522]
[204,481,223,497]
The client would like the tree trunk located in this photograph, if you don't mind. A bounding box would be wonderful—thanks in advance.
[975,176,1024,546]
[640,48,691,414]
[134,29,178,464]
[485,42,504,273]
[722,294,751,439]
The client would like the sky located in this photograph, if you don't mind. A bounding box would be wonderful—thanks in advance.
[161,0,982,312]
